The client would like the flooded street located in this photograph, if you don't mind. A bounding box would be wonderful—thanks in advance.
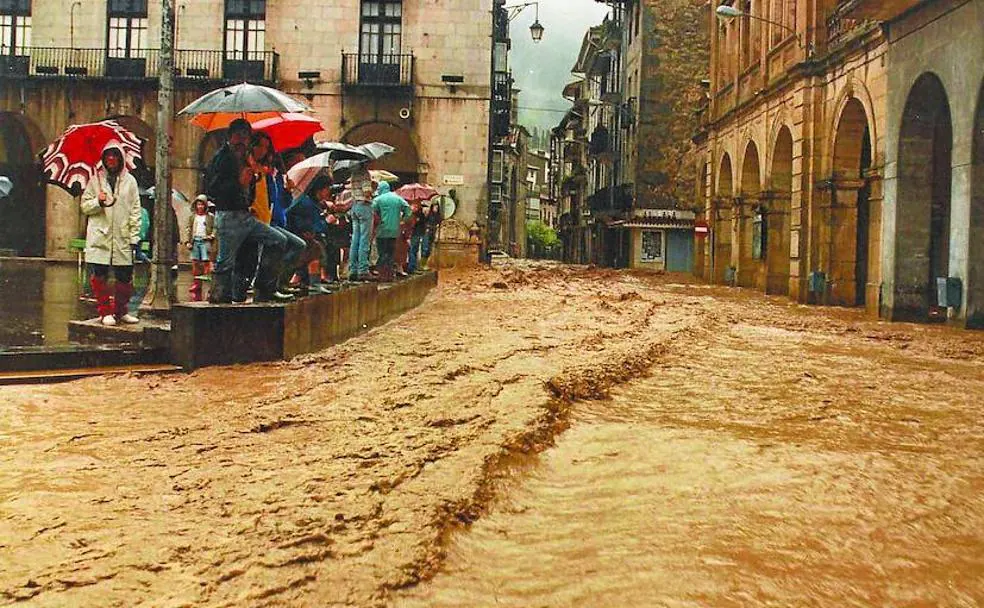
[2,263,984,606]
[400,279,984,607]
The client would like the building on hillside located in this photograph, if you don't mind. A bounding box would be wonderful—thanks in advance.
[0,0,493,266]
[841,0,984,327]
[616,0,709,273]
[693,0,984,328]
[692,0,889,307]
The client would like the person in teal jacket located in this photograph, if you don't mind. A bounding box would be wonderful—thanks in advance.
[371,181,411,282]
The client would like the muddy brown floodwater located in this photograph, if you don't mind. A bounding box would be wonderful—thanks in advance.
[2,262,984,607]
[399,278,984,607]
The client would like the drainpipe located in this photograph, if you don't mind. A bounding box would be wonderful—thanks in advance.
[70,1,82,49]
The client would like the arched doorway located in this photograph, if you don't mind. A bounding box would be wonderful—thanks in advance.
[768,127,793,295]
[895,73,953,320]
[738,141,762,288]
[342,122,420,185]
[968,79,984,326]
[0,113,46,256]
[830,98,874,307]
[713,153,734,283]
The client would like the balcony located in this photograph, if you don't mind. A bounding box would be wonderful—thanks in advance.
[341,53,414,91]
[0,48,279,84]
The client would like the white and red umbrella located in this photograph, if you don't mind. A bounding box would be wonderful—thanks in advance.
[39,120,143,194]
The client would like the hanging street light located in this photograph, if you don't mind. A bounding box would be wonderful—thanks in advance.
[506,2,545,43]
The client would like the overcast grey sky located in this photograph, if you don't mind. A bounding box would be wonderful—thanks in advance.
[509,0,611,132]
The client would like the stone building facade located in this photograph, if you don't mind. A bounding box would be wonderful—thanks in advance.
[549,0,708,271]
[0,0,493,266]
[692,0,890,313]
[693,0,984,328]
[846,0,984,327]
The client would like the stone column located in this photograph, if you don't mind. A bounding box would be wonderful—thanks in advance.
[711,197,732,283]
[762,190,791,295]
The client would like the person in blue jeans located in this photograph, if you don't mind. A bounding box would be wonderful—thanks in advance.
[206,119,290,304]
[347,164,375,281]
[348,201,373,281]
[407,201,427,273]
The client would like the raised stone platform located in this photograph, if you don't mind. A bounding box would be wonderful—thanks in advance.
[170,271,437,369]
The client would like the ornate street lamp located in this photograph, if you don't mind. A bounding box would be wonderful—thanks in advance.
[506,2,545,43]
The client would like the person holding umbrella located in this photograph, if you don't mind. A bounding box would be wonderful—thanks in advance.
[204,118,292,304]
[80,143,142,326]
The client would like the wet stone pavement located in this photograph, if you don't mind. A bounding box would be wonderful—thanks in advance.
[2,262,984,607]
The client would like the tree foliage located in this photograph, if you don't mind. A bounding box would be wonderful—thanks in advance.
[527,220,559,250]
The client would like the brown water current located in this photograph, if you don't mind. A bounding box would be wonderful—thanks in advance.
[398,287,984,607]
[2,263,983,606]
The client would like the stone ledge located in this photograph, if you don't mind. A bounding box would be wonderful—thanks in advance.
[170,272,438,370]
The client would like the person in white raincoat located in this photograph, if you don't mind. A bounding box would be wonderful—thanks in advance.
[80,142,142,326]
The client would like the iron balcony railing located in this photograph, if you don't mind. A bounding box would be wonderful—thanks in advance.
[341,52,414,88]
[0,48,279,84]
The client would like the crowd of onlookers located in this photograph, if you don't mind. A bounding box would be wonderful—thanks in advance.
[80,118,441,325]
[199,118,442,304]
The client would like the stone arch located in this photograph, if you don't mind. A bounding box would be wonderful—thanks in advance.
[766,125,793,295]
[712,152,734,283]
[828,79,879,176]
[717,151,733,196]
[342,121,420,184]
[0,112,47,256]
[969,77,984,326]
[894,72,953,320]
[740,140,762,195]
[827,97,875,307]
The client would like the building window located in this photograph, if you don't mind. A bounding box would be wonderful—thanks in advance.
[527,168,537,187]
[641,230,664,262]
[492,149,505,184]
[360,0,402,65]
[107,0,148,59]
[225,0,266,61]
[0,0,31,57]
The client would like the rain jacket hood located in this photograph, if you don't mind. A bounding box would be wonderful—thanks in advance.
[371,181,411,240]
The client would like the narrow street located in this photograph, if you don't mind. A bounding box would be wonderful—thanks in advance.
[3,263,984,606]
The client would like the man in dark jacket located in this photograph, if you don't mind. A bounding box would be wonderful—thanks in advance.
[206,118,291,303]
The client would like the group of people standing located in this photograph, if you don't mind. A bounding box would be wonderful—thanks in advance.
[80,118,442,325]
[202,118,441,303]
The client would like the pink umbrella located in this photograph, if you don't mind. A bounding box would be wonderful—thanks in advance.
[251,113,324,151]
[396,183,440,203]
[39,120,143,194]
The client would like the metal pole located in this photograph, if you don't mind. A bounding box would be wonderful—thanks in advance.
[144,0,176,310]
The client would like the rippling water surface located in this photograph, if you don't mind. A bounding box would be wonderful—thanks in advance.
[398,321,984,607]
